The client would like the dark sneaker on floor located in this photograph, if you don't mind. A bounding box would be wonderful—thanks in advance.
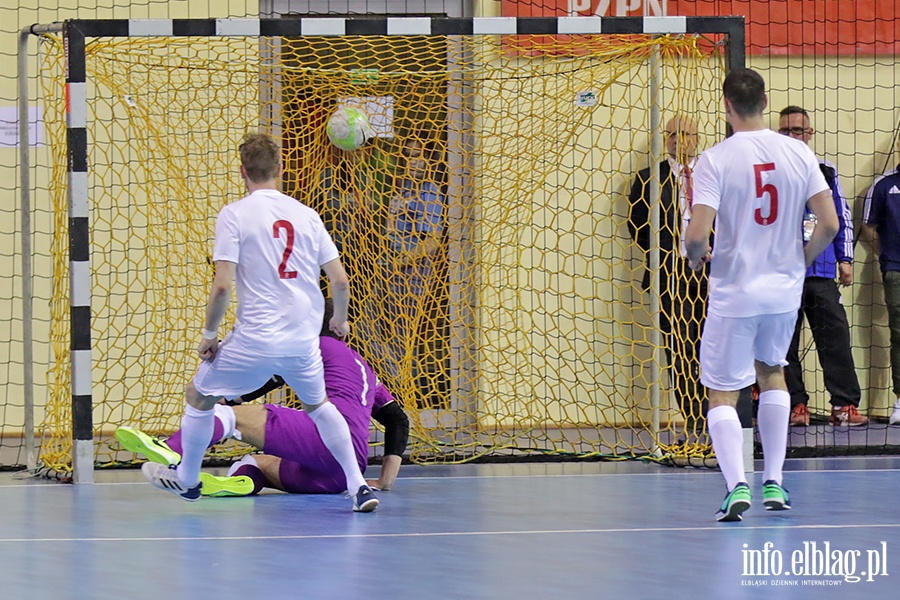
[352,485,379,513]
[716,482,751,522]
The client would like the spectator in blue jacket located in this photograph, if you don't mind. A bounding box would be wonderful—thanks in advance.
[778,106,867,427]
[862,163,900,425]
[361,137,445,388]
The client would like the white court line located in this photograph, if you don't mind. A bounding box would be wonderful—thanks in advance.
[2,466,900,489]
[2,522,900,544]
[392,467,900,481]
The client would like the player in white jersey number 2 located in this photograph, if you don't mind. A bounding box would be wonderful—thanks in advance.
[684,69,838,522]
[140,133,378,512]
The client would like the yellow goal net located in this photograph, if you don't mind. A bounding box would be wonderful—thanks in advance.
[35,18,735,473]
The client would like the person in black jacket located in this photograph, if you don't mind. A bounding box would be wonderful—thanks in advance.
[628,115,708,443]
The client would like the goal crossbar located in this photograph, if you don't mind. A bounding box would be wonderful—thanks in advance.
[64,16,745,41]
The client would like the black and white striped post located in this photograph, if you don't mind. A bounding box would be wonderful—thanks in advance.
[64,22,93,484]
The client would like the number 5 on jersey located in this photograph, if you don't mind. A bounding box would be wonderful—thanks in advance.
[754,163,778,225]
[273,220,298,279]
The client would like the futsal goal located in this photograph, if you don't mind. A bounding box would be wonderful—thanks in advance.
[23,16,744,481]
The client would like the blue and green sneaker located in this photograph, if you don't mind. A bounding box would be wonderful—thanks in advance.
[762,480,792,511]
[716,482,751,522]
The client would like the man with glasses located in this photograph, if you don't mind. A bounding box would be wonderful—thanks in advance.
[777,106,866,427]
[628,114,709,447]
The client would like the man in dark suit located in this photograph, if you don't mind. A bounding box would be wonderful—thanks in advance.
[628,115,708,443]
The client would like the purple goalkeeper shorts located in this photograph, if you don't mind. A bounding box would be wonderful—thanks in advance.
[263,404,367,494]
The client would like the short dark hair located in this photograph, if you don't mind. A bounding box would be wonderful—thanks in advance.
[722,68,766,118]
[239,133,280,183]
[779,105,809,119]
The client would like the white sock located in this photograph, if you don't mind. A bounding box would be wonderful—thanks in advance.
[227,454,258,477]
[757,389,790,484]
[176,404,215,487]
[707,405,745,492]
[307,401,367,492]
[214,403,241,441]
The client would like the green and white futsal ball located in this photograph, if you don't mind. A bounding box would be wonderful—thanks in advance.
[326,106,375,151]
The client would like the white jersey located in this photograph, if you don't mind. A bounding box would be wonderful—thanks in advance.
[691,129,829,317]
[213,188,339,356]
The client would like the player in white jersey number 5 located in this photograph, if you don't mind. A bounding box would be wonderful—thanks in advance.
[684,69,838,522]
[141,133,378,512]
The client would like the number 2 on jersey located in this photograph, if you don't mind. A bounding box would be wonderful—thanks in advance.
[273,220,298,279]
[754,163,778,225]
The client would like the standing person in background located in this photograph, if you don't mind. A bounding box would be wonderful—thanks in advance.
[777,106,867,427]
[685,69,838,521]
[862,163,900,425]
[628,114,709,445]
[140,133,378,512]
[371,137,445,388]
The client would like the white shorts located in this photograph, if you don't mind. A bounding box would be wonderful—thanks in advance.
[699,311,797,391]
[192,332,326,405]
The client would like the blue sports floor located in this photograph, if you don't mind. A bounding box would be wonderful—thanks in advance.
[1,457,898,600]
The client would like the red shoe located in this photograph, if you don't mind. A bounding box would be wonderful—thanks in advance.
[830,405,869,427]
[789,403,810,427]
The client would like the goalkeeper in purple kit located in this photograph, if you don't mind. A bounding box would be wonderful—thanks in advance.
[117,300,409,496]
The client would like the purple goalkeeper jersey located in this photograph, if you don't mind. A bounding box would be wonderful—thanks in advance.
[319,335,394,462]
[260,336,397,493]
